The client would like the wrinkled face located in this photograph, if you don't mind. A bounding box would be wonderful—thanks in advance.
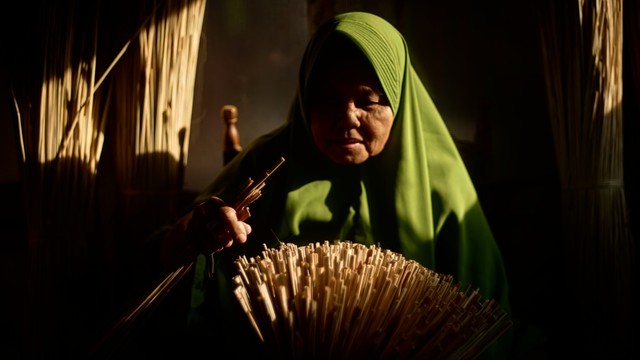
[307,39,394,165]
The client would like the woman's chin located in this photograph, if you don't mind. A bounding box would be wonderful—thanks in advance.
[326,150,369,165]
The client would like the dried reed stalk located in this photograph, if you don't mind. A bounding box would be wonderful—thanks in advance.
[112,0,206,194]
[234,241,511,360]
[540,0,634,355]
[13,0,208,356]
[12,2,109,357]
[14,4,107,240]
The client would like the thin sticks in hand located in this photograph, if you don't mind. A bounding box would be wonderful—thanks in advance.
[94,156,286,356]
[234,156,285,221]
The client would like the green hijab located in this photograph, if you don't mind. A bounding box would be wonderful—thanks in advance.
[194,11,511,358]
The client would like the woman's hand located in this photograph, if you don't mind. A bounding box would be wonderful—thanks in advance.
[188,196,252,255]
[160,196,252,271]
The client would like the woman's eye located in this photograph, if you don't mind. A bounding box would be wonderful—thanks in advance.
[355,99,377,108]
[355,95,388,109]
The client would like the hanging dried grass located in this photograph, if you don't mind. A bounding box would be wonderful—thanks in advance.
[11,1,110,357]
[13,2,107,241]
[13,0,209,356]
[112,0,206,194]
[540,0,634,355]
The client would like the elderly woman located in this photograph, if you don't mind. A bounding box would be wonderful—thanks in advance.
[163,11,512,359]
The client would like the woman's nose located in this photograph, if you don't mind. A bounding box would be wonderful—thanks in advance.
[335,100,361,129]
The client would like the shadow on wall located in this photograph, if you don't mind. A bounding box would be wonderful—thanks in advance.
[185,0,309,191]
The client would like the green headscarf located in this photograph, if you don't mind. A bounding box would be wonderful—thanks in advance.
[193,11,511,358]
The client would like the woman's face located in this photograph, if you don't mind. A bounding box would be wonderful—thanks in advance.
[307,41,394,165]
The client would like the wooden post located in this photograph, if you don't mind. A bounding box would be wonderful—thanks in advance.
[222,105,242,165]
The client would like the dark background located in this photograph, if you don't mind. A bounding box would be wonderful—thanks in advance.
[1,0,637,358]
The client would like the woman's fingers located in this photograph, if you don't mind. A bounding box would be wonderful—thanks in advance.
[191,196,252,254]
[218,206,252,244]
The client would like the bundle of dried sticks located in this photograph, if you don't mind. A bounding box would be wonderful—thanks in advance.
[233,241,511,360]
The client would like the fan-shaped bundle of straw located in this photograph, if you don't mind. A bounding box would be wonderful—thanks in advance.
[233,241,511,360]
